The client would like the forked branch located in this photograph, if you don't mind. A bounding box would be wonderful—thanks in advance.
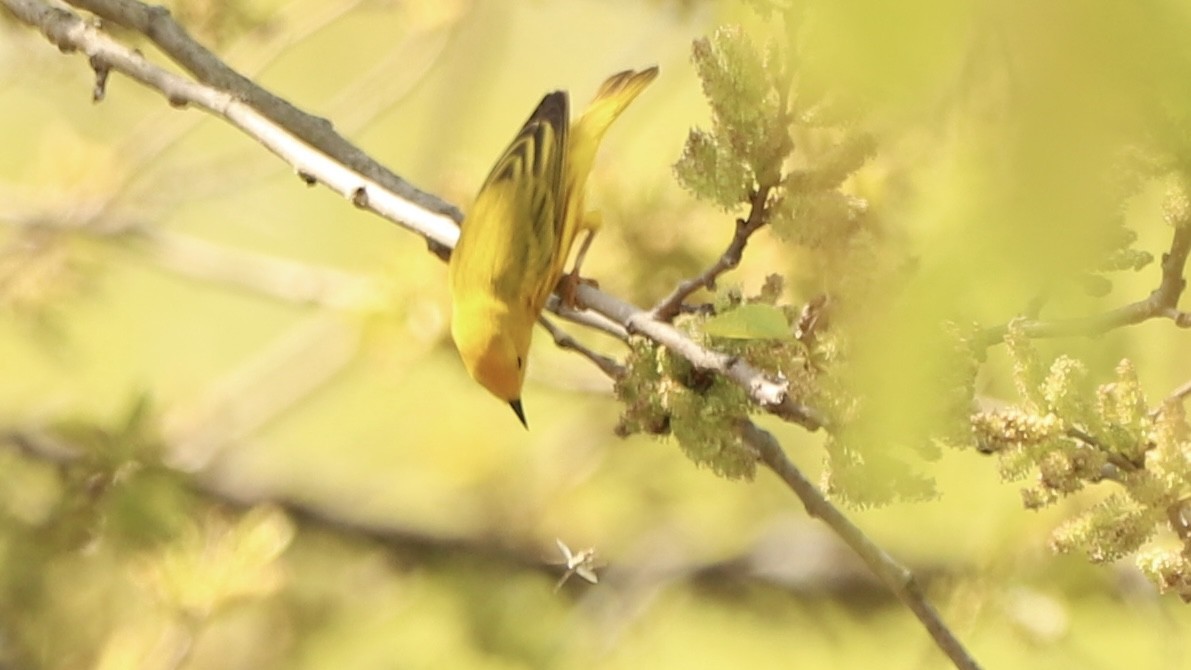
[977,223,1191,347]
[651,185,775,322]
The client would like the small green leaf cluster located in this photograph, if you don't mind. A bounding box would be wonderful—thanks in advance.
[768,135,876,251]
[660,22,888,486]
[821,429,940,509]
[617,277,834,481]
[1076,215,1154,299]
[673,24,877,261]
[970,324,1191,597]
[703,277,823,402]
[674,26,791,209]
[48,395,194,548]
[615,336,756,480]
[705,276,793,337]
[1077,156,1177,296]
[138,505,294,619]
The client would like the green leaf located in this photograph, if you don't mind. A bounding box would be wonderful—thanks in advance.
[702,303,793,340]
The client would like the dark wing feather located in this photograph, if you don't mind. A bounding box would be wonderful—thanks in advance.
[457,91,569,308]
[487,91,568,189]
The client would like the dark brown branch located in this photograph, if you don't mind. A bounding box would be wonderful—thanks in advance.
[2,425,575,584]
[4,419,976,665]
[744,422,982,670]
[651,185,774,322]
[1065,427,1139,474]
[977,223,1191,347]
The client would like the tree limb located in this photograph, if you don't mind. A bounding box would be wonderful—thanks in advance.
[5,0,463,257]
[3,422,951,604]
[1157,377,1191,416]
[977,222,1191,347]
[537,316,626,380]
[743,422,982,670]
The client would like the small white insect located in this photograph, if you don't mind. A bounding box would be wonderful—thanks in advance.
[554,538,600,592]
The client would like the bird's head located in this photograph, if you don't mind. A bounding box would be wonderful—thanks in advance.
[451,300,531,427]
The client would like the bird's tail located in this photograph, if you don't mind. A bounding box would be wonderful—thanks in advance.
[566,67,658,206]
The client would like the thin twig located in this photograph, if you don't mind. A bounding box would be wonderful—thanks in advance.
[544,294,630,342]
[1,424,560,575]
[977,223,1191,347]
[651,185,774,322]
[87,0,375,219]
[1158,378,1191,414]
[648,53,803,325]
[743,422,982,670]
[157,2,460,208]
[3,423,951,603]
[129,226,385,309]
[538,316,626,379]
[1065,427,1139,473]
[1168,378,1191,405]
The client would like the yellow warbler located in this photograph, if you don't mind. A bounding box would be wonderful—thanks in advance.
[450,67,658,427]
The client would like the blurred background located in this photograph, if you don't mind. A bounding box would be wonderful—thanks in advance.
[2,0,1191,668]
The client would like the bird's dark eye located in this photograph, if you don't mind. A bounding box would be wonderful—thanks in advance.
[516,356,523,369]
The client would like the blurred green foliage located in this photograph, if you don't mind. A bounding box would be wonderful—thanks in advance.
[4,0,1191,668]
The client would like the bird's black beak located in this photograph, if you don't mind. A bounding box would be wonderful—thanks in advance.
[509,399,528,429]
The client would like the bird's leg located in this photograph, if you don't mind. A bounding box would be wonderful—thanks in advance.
[559,215,601,309]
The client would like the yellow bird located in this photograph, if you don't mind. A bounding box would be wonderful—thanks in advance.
[450,67,658,427]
